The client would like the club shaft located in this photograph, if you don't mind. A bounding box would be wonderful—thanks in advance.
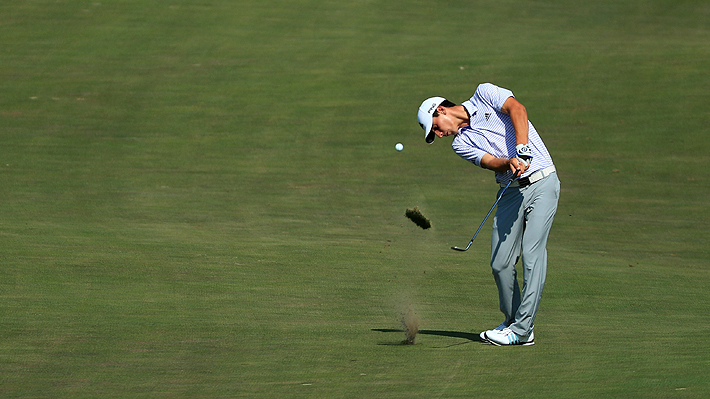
[451,177,515,252]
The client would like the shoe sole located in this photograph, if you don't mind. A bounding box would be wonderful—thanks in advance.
[488,340,535,346]
[485,332,535,346]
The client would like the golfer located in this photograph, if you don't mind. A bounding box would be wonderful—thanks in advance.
[416,83,560,346]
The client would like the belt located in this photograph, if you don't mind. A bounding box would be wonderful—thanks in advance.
[502,165,556,188]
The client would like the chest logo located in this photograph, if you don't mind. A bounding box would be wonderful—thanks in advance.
[484,113,491,121]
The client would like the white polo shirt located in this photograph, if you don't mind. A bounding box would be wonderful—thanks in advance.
[451,83,554,184]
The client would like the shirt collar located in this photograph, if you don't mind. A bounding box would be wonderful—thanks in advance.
[462,100,477,120]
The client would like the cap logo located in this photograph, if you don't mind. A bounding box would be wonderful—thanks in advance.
[427,103,437,114]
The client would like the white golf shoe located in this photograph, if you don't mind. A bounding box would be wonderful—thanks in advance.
[479,322,509,343]
[485,327,535,346]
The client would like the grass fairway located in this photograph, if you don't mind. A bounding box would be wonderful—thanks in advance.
[2,0,709,397]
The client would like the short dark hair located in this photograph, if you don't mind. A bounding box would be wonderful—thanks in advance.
[432,99,457,117]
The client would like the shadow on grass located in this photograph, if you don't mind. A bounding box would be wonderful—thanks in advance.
[372,328,482,346]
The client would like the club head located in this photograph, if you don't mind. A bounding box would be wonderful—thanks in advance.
[451,246,469,252]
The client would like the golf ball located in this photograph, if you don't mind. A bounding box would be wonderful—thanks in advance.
[395,143,404,151]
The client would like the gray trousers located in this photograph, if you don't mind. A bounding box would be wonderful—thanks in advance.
[490,172,560,336]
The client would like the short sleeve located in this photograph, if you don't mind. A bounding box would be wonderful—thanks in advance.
[475,83,514,111]
[452,131,487,167]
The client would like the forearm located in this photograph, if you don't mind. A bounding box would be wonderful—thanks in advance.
[479,153,518,172]
[509,104,529,145]
[501,97,530,145]
[480,153,528,176]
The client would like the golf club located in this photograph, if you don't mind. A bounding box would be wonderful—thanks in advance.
[451,174,519,252]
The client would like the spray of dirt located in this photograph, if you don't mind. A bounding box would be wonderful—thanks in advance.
[399,304,420,345]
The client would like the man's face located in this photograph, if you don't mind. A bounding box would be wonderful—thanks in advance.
[430,107,459,139]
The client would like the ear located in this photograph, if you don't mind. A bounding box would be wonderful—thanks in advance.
[436,105,447,114]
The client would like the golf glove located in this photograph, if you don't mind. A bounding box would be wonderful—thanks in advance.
[516,143,533,167]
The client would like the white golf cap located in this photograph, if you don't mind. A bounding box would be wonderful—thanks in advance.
[417,96,446,143]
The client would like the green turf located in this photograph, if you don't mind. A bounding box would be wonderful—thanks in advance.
[2,0,709,397]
